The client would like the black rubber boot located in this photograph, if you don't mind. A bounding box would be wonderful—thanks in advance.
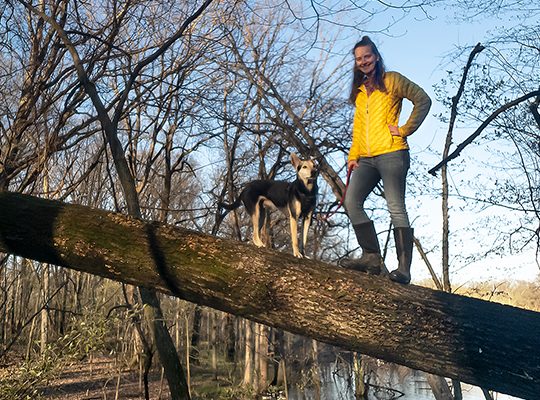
[389,227,414,284]
[339,221,384,275]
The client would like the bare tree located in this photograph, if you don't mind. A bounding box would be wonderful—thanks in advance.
[0,2,98,193]
[13,0,222,398]
[429,24,540,268]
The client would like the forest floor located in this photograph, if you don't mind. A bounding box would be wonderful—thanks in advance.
[39,355,173,400]
[37,355,243,399]
[2,343,342,399]
[1,350,234,400]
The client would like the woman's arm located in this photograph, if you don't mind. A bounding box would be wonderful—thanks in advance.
[393,72,432,137]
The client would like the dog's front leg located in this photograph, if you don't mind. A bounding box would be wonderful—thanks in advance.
[289,214,302,258]
[301,212,312,258]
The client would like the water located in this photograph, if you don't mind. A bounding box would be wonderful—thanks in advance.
[286,362,521,400]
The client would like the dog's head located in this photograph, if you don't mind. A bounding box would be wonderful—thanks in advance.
[291,153,318,186]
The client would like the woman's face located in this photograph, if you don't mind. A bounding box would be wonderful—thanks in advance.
[354,45,379,76]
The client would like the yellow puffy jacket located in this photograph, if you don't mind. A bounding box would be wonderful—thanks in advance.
[348,71,431,161]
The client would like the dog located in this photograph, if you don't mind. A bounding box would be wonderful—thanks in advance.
[218,153,318,258]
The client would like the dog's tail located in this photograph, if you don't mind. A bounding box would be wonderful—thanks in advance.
[218,197,242,211]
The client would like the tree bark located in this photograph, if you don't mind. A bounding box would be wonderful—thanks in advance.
[0,191,539,400]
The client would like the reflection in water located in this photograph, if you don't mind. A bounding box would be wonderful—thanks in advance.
[286,361,519,400]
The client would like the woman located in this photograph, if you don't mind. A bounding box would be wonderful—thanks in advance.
[339,36,431,284]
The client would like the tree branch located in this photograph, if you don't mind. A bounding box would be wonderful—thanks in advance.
[428,90,540,176]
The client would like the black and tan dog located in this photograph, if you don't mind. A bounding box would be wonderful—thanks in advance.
[219,153,318,258]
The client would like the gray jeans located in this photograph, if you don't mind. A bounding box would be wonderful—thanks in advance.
[344,149,410,228]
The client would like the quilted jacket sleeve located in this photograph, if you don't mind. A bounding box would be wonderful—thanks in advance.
[392,72,432,137]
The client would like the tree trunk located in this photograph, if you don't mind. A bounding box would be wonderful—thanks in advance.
[242,319,254,386]
[253,323,260,390]
[225,313,236,363]
[190,305,202,366]
[312,340,321,400]
[354,353,367,399]
[0,191,539,400]
[184,310,191,398]
[258,324,268,393]
[211,311,217,380]
[271,328,285,386]
[40,264,49,356]
[439,42,486,400]
[425,373,454,400]
[26,301,39,359]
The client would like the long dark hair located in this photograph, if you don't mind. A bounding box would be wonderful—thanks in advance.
[349,36,386,104]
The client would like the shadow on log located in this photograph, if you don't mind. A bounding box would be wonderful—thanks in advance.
[0,192,538,400]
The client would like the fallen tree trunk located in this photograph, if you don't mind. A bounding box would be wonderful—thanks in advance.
[0,192,538,400]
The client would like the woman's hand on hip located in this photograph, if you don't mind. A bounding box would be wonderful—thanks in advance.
[388,124,401,137]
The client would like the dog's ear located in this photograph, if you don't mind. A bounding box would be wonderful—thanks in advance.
[290,152,300,169]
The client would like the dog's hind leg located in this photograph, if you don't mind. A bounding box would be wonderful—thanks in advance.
[251,198,265,247]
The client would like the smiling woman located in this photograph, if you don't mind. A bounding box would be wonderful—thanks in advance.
[339,36,432,285]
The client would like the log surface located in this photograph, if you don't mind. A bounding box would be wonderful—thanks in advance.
[0,192,538,400]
